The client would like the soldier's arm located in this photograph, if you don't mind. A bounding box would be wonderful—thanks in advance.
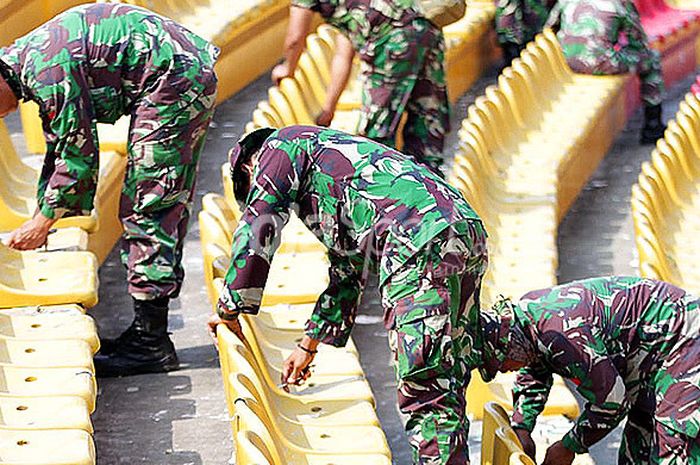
[317,34,355,126]
[305,252,365,347]
[37,71,100,220]
[217,135,303,320]
[511,362,554,432]
[546,329,629,454]
[272,3,315,84]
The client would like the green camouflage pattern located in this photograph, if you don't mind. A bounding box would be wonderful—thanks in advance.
[495,0,556,47]
[290,0,420,52]
[359,18,450,172]
[219,126,488,464]
[385,221,488,464]
[0,3,218,299]
[479,277,700,463]
[291,0,449,171]
[547,0,664,106]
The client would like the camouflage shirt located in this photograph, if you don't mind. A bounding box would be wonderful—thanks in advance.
[219,126,481,347]
[0,3,218,219]
[546,0,649,75]
[291,0,420,55]
[510,276,700,453]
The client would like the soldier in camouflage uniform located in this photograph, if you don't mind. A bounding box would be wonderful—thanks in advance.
[495,0,556,65]
[271,0,450,172]
[471,276,700,465]
[0,3,218,376]
[547,0,666,144]
[210,125,489,464]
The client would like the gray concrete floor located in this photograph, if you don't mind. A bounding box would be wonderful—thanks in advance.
[4,63,694,464]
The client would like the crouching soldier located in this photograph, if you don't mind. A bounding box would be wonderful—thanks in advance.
[0,3,219,376]
[210,125,489,465]
[473,276,700,465]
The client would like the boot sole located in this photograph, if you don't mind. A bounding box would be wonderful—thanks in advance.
[95,355,180,378]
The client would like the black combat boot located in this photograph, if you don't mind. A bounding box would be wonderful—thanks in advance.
[94,297,179,377]
[502,42,523,68]
[640,104,666,145]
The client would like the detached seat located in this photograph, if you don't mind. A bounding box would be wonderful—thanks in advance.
[0,245,98,309]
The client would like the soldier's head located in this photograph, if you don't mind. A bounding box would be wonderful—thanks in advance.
[228,127,276,207]
[472,297,537,381]
[0,59,19,118]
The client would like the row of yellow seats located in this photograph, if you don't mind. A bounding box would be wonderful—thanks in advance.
[449,28,629,307]
[632,91,700,293]
[246,24,362,135]
[0,115,127,264]
[0,304,100,465]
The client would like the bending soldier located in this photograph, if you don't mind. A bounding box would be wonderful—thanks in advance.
[210,125,489,465]
[473,276,700,465]
[547,0,666,144]
[0,4,219,376]
[272,0,450,173]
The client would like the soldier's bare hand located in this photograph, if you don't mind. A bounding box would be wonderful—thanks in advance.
[281,336,319,392]
[542,440,575,465]
[207,313,245,348]
[271,62,291,85]
[7,213,56,250]
[514,428,536,460]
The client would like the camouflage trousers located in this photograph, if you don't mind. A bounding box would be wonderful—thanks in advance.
[381,220,488,464]
[619,296,700,465]
[358,18,450,173]
[120,72,217,301]
[495,0,554,47]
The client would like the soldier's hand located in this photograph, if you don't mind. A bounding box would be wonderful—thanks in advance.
[514,428,536,460]
[7,214,56,250]
[315,109,334,127]
[207,313,245,348]
[271,62,292,85]
[542,440,575,465]
[280,336,319,392]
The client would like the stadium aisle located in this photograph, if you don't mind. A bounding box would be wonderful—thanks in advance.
[4,65,694,464]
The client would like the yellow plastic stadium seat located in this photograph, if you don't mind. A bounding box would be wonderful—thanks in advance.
[262,251,329,306]
[494,426,524,465]
[467,371,580,421]
[245,312,360,357]
[510,452,536,465]
[201,193,239,239]
[0,429,95,465]
[218,324,381,428]
[19,101,128,155]
[0,338,93,370]
[233,410,392,465]
[268,87,300,126]
[237,316,371,399]
[482,402,511,465]
[0,396,92,432]
[0,366,96,412]
[233,394,390,457]
[0,305,99,353]
[0,122,37,195]
[0,246,98,309]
